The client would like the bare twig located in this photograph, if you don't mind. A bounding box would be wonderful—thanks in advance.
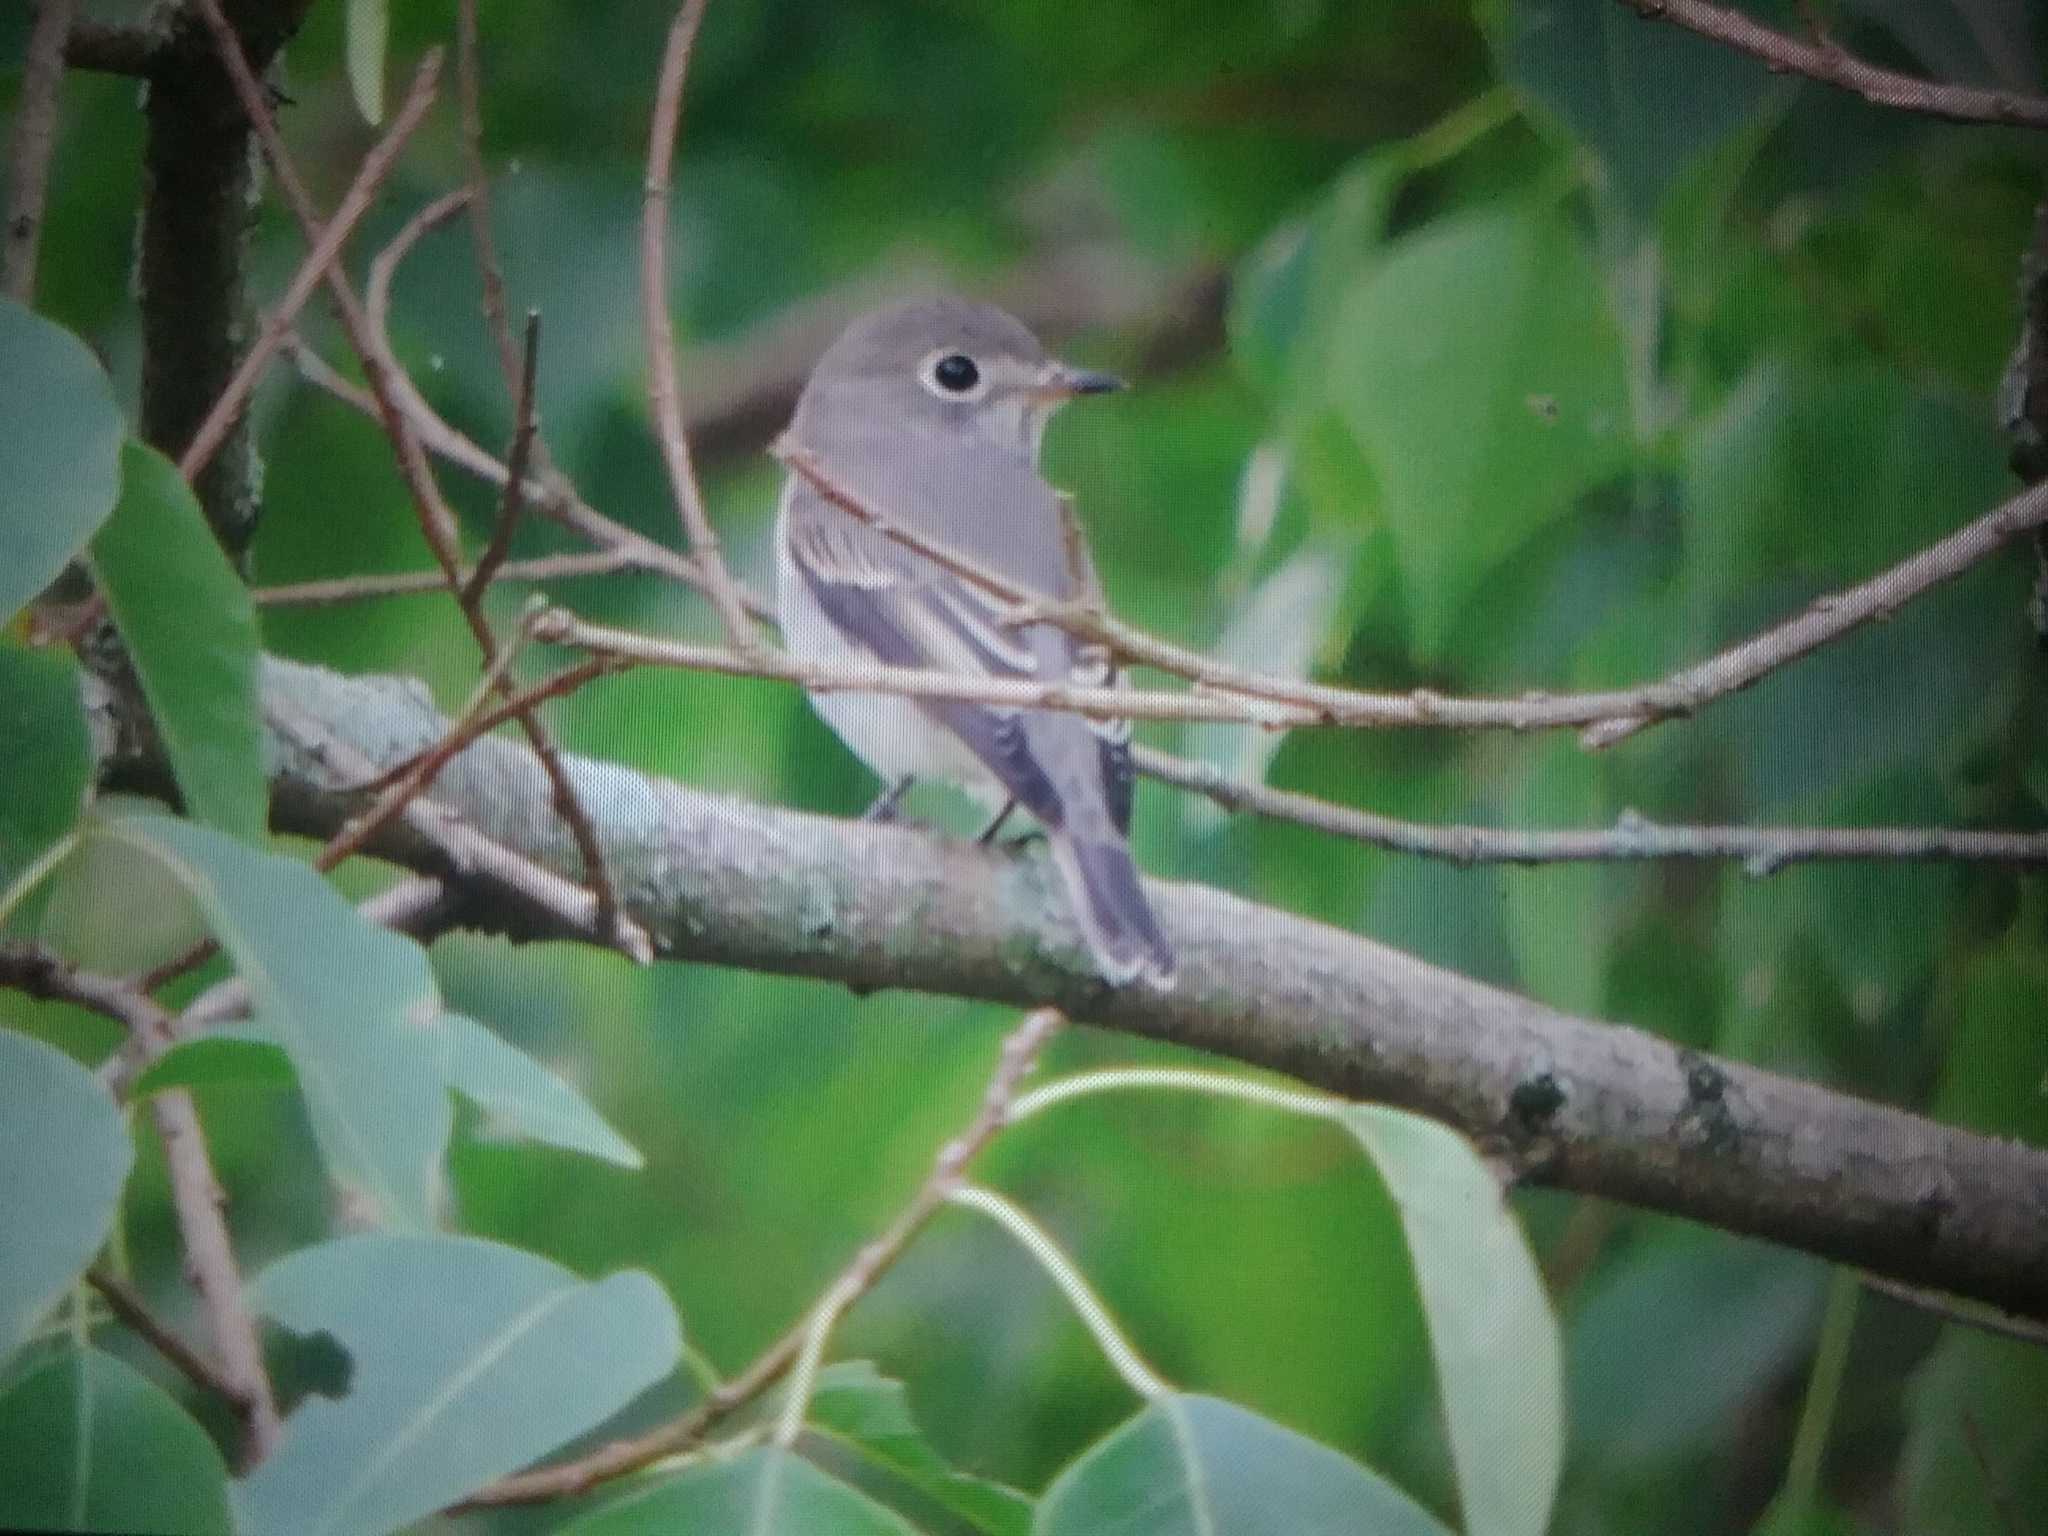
[641,0,759,648]
[257,550,635,608]
[179,51,443,483]
[462,311,543,606]
[4,0,76,301]
[0,942,281,1465]
[464,1008,1064,1507]
[86,1267,247,1409]
[1580,476,2048,746]
[1134,745,2048,871]
[1858,1273,2048,1349]
[1618,0,2048,129]
[453,0,529,408]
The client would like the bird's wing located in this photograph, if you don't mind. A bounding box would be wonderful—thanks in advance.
[784,480,1131,833]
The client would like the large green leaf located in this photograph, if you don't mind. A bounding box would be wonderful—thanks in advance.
[0,641,89,900]
[0,1032,132,1370]
[94,814,451,1230]
[237,1234,683,1536]
[0,301,124,627]
[562,1445,918,1535]
[1036,1393,1453,1536]
[804,1360,1033,1536]
[1328,205,1633,656]
[0,1343,233,1535]
[1341,1108,1563,1536]
[1497,0,1777,218]
[88,443,266,844]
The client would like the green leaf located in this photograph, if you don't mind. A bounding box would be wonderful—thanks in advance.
[94,814,451,1230]
[1328,205,1633,657]
[1897,1328,2048,1536]
[127,1029,296,1100]
[431,1012,644,1169]
[0,1343,233,1534]
[1496,0,1777,218]
[237,1233,683,1536]
[0,301,125,627]
[1340,1108,1563,1536]
[1036,1392,1453,1536]
[563,1445,918,1535]
[0,1032,132,1371]
[805,1360,1032,1536]
[344,0,389,124]
[87,443,266,844]
[0,641,89,899]
[36,804,210,976]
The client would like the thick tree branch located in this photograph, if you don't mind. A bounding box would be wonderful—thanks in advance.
[100,656,2048,1321]
[1617,0,2048,130]
[137,0,318,560]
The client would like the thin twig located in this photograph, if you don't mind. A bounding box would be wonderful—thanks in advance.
[1618,0,2048,129]
[86,1267,247,1409]
[454,0,528,406]
[0,942,282,1465]
[179,51,442,482]
[256,550,635,607]
[462,1008,1065,1508]
[1580,476,2048,746]
[641,0,759,648]
[462,310,542,606]
[1858,1272,2048,1349]
[1134,745,2048,871]
[287,331,772,619]
[4,0,76,301]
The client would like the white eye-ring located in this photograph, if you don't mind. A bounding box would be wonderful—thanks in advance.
[919,348,987,401]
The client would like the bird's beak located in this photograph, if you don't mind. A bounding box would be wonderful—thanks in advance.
[1034,362,1127,400]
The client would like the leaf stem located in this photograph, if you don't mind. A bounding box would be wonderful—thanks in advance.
[946,1183,1171,1402]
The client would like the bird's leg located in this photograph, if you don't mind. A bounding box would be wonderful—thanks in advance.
[974,799,1018,846]
[975,799,1046,850]
[862,775,916,823]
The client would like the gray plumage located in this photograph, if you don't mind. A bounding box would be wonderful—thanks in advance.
[775,296,1175,988]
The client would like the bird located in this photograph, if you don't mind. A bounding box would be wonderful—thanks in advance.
[774,295,1176,989]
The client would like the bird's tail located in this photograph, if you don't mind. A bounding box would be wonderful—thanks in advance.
[1051,832,1177,990]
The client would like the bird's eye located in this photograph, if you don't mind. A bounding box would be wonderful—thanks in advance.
[930,353,980,394]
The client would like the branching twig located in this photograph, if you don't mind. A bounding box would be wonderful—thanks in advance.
[0,943,281,1465]
[641,0,759,648]
[462,310,542,606]
[1133,745,2048,871]
[179,51,443,483]
[1618,0,2048,129]
[454,0,530,414]
[462,1008,1064,1506]
[255,550,636,608]
[4,0,75,302]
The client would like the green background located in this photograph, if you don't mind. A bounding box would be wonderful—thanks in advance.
[7,0,2048,1531]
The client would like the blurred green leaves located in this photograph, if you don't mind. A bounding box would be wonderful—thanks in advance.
[237,1234,682,1534]
[0,1031,131,1371]
[1329,204,1634,655]
[0,643,88,902]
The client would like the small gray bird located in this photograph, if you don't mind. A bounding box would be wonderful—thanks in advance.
[776,296,1176,989]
